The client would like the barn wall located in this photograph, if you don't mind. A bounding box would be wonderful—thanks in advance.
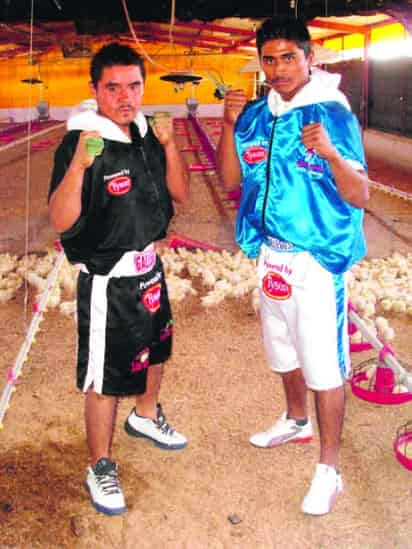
[364,128,412,173]
[322,22,405,51]
[0,43,254,119]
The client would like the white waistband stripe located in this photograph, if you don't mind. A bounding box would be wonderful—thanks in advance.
[80,244,156,278]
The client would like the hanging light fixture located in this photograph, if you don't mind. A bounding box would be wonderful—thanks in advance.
[21,77,43,84]
[160,72,202,92]
[21,56,43,84]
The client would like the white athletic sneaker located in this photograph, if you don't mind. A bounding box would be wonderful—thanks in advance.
[125,403,188,450]
[85,458,127,516]
[301,463,343,515]
[249,412,313,448]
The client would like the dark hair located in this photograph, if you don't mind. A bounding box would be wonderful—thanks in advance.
[90,42,146,87]
[256,16,311,57]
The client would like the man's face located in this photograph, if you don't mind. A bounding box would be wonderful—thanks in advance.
[91,65,144,128]
[260,38,313,101]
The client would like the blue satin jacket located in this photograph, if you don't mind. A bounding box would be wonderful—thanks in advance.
[234,97,367,274]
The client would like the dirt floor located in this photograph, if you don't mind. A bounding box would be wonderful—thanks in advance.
[0,122,412,549]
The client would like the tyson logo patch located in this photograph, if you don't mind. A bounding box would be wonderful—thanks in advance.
[262,271,292,300]
[142,282,161,313]
[107,175,132,196]
[242,146,268,164]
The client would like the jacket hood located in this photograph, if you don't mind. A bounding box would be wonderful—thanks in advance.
[67,98,148,143]
[268,67,350,116]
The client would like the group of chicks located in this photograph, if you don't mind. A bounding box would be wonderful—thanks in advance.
[0,248,411,351]
[348,251,412,344]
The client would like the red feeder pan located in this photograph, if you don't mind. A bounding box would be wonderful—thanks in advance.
[394,422,412,471]
[350,341,374,353]
[351,371,412,405]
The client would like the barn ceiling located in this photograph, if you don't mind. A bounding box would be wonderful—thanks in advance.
[0,0,411,60]
[2,0,411,23]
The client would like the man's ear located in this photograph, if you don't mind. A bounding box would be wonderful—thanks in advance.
[89,80,97,98]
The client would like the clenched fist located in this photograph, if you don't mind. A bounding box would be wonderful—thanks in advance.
[223,89,248,126]
[73,131,103,170]
[150,111,174,146]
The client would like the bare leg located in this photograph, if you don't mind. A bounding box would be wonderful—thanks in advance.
[314,385,345,469]
[85,389,118,467]
[135,363,163,419]
[281,368,308,420]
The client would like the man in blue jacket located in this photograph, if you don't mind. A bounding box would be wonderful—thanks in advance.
[217,16,369,515]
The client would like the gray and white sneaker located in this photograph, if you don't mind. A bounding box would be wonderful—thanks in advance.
[249,412,313,448]
[125,403,188,450]
[85,458,127,516]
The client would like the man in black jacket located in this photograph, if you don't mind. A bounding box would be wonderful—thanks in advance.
[49,43,190,515]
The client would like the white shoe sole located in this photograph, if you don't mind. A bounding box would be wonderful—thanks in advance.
[250,433,313,448]
[85,482,127,516]
[302,484,343,515]
[124,418,188,450]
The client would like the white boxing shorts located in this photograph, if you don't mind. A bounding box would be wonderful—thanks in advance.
[258,242,350,391]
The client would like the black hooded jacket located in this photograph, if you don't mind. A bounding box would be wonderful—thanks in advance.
[49,111,174,275]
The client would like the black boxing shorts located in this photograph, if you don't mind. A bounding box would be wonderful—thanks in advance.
[76,246,173,396]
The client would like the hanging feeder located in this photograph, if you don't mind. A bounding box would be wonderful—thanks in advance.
[350,357,412,405]
[21,78,43,84]
[160,73,202,85]
[160,72,202,92]
[394,421,412,471]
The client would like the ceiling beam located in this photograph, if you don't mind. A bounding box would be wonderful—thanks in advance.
[165,20,255,37]
[0,47,40,59]
[312,31,356,44]
[309,18,371,34]
[222,37,256,53]
[140,35,224,51]
[138,27,240,47]
[368,16,397,29]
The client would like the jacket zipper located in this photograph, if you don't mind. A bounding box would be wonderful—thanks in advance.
[261,116,277,232]
[139,143,167,227]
